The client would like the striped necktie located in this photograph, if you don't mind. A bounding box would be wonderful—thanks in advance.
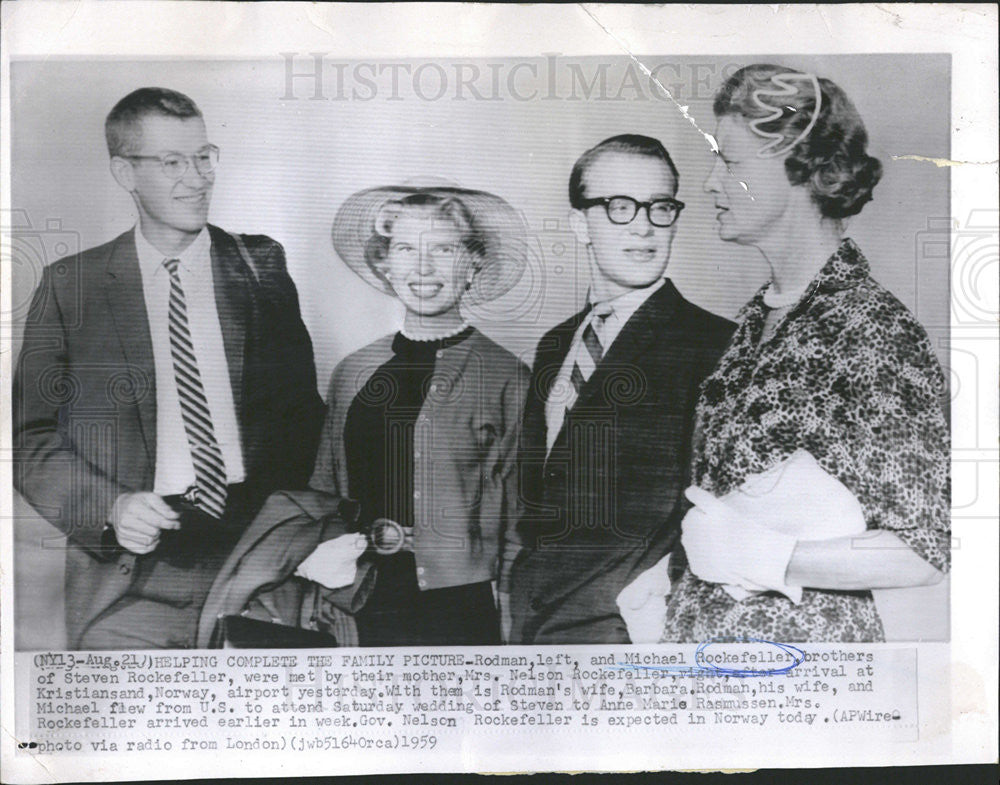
[567,302,613,408]
[164,258,228,519]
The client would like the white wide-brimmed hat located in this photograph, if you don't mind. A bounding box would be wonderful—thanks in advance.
[331,179,528,304]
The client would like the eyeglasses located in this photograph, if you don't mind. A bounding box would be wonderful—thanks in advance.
[579,195,685,228]
[123,144,220,180]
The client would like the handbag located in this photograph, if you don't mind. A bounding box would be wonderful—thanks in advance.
[213,613,338,648]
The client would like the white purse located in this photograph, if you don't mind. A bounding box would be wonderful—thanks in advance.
[713,449,866,601]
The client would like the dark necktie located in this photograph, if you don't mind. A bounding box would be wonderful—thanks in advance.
[567,302,613,405]
[164,257,227,519]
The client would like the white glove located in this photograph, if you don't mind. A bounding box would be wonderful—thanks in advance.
[616,553,672,643]
[680,504,748,588]
[294,533,368,590]
[497,590,513,644]
[683,486,801,602]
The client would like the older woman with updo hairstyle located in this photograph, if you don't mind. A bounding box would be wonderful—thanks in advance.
[292,182,529,646]
[658,64,949,642]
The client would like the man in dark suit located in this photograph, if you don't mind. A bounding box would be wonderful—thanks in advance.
[13,87,324,649]
[508,134,735,644]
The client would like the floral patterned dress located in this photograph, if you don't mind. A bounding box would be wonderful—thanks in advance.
[661,239,950,642]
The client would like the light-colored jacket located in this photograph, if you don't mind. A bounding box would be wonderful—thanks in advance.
[310,328,528,592]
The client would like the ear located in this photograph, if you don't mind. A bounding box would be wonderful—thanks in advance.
[110,157,136,193]
[372,260,392,283]
[569,208,591,246]
[464,263,486,294]
[465,251,484,283]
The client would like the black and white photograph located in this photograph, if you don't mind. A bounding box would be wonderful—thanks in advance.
[1,3,997,780]
[7,50,956,650]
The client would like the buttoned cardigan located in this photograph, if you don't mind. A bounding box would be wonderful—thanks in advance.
[309,328,528,593]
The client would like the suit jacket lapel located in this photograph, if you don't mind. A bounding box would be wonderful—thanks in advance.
[526,310,589,462]
[104,231,156,467]
[573,281,681,411]
[208,225,251,418]
[533,282,685,608]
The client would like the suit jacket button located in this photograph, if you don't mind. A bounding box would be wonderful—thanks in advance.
[530,597,543,611]
[118,562,131,575]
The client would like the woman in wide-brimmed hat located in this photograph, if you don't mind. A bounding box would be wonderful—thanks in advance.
[294,182,530,646]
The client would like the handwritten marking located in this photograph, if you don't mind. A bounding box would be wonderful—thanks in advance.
[749,73,822,159]
[607,638,806,678]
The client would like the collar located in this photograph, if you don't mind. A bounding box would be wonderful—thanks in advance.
[134,224,211,279]
[392,325,474,360]
[588,277,667,323]
[810,237,870,293]
[762,282,808,308]
[399,320,471,342]
[746,238,870,315]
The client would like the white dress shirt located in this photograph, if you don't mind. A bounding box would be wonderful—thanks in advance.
[135,226,246,495]
[545,277,667,452]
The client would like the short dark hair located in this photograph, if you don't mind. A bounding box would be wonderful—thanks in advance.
[714,64,882,219]
[105,87,202,158]
[569,134,679,209]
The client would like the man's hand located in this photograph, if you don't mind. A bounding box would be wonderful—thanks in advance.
[295,533,367,590]
[109,492,181,555]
